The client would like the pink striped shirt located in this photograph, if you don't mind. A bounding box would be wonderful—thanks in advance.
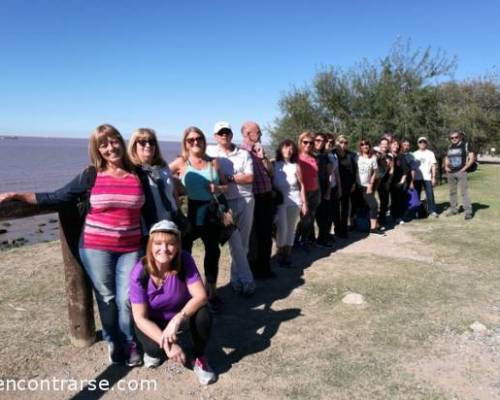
[83,173,145,252]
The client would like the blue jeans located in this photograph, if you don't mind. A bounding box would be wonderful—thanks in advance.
[79,247,141,344]
[415,180,437,214]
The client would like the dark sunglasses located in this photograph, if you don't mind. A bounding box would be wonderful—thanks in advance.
[137,139,156,147]
[450,136,460,140]
[338,141,347,144]
[186,136,204,145]
[360,143,370,147]
[216,129,232,137]
[314,138,325,142]
[302,140,313,145]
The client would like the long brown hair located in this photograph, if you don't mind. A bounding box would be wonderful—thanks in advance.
[88,124,134,172]
[358,139,373,157]
[142,231,184,281]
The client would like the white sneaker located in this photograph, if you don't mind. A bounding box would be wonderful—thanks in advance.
[143,353,161,368]
[193,356,216,385]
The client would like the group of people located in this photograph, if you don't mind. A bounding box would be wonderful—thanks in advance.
[0,123,476,386]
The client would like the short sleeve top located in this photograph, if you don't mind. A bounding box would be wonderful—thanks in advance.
[129,251,202,321]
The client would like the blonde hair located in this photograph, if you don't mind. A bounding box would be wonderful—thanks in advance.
[298,131,315,153]
[336,134,348,144]
[142,231,183,280]
[127,128,166,167]
[88,124,134,172]
[181,126,207,160]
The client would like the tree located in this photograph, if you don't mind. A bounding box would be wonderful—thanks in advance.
[270,39,500,155]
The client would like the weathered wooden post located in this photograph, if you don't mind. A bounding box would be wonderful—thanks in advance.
[0,201,96,347]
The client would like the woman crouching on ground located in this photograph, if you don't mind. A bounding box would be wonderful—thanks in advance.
[130,220,216,385]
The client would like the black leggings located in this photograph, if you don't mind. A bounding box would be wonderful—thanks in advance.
[362,187,379,219]
[135,306,212,359]
[183,224,221,285]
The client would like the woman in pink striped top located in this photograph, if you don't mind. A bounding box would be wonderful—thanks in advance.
[78,125,145,366]
[0,124,146,367]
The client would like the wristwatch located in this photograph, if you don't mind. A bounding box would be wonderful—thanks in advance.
[226,175,235,183]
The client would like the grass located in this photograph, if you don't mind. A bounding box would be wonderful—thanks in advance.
[0,165,499,399]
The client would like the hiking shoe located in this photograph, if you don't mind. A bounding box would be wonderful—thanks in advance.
[193,356,216,385]
[370,228,386,236]
[464,213,473,220]
[446,209,458,217]
[429,212,439,218]
[107,342,123,365]
[126,342,142,367]
[208,296,224,314]
[143,353,161,369]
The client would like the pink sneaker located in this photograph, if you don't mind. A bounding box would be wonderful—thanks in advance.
[193,356,216,385]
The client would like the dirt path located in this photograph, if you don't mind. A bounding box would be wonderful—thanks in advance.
[1,215,499,400]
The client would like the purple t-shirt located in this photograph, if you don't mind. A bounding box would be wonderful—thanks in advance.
[129,251,201,321]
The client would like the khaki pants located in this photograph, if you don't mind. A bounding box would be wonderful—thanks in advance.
[448,171,472,214]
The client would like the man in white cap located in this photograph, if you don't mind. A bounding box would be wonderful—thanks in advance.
[412,136,438,217]
[206,121,256,295]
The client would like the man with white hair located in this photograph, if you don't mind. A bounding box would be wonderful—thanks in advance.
[240,121,275,280]
[206,121,256,295]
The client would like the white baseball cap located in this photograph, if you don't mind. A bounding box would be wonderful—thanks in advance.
[149,220,180,236]
[213,121,232,134]
[417,136,428,143]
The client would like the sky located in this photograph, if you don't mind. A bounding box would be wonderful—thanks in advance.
[1,0,499,142]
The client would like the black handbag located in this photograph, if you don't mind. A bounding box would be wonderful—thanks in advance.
[205,194,237,245]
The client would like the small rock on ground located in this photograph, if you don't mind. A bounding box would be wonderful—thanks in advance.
[342,292,365,305]
[470,321,488,333]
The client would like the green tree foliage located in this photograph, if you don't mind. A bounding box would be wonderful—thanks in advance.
[270,39,500,156]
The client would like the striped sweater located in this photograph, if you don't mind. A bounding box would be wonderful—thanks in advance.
[83,173,145,252]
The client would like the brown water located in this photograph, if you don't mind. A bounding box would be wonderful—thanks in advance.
[0,136,183,248]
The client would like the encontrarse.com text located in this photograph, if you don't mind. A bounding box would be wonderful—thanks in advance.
[0,378,157,392]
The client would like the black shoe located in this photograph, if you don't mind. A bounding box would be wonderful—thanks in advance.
[316,239,334,248]
[254,271,277,280]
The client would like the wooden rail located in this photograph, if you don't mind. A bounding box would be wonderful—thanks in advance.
[0,201,96,347]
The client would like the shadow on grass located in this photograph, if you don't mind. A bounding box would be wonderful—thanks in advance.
[436,201,490,215]
[210,229,369,374]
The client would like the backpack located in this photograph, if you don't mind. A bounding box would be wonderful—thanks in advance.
[464,143,478,173]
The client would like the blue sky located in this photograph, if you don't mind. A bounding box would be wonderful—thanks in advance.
[1,0,499,142]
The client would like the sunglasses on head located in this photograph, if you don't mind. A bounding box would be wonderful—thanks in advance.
[186,136,204,145]
[137,138,156,147]
[302,140,313,145]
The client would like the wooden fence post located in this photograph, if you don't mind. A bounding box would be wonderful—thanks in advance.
[58,208,96,347]
[0,201,96,347]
